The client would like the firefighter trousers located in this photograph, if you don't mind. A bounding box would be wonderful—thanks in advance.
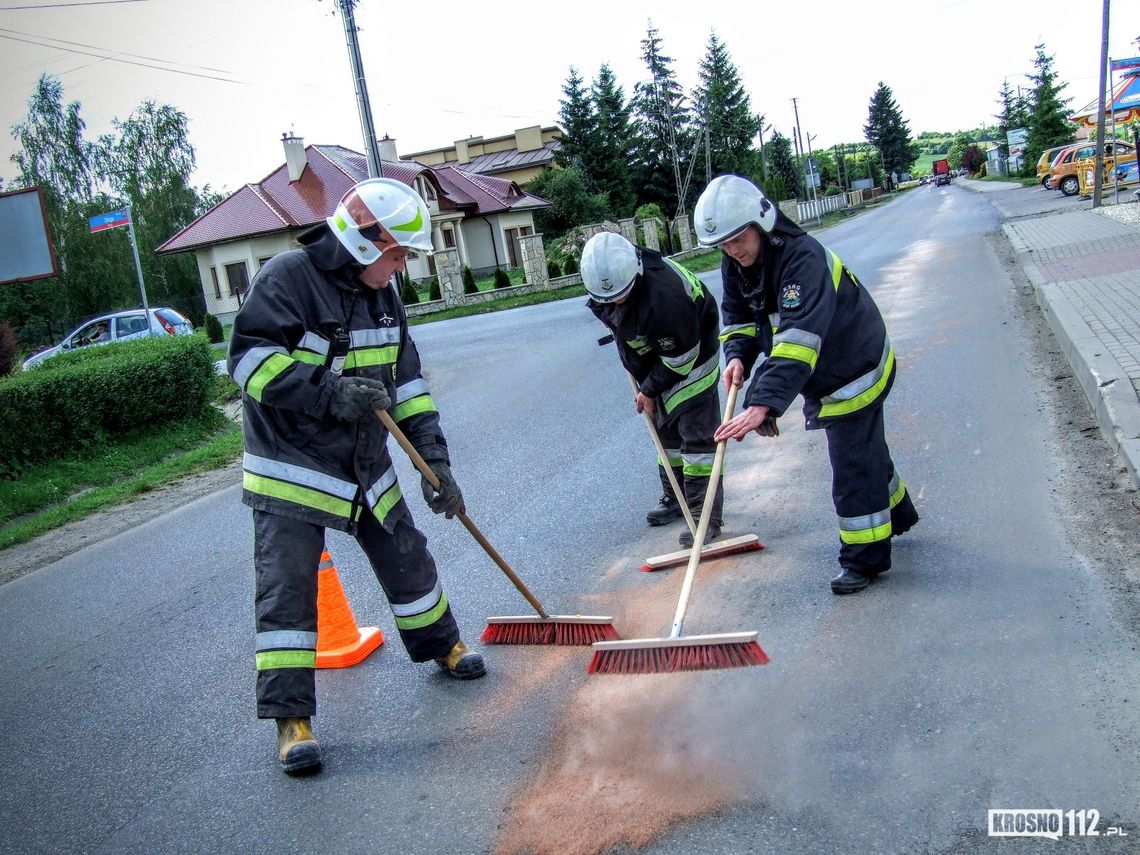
[655,390,724,526]
[252,507,460,719]
[824,403,918,574]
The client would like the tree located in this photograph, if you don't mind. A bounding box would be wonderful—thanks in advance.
[589,64,636,217]
[524,166,609,238]
[763,130,798,202]
[995,78,1031,159]
[691,31,758,181]
[630,21,693,215]
[555,66,597,179]
[1024,43,1075,176]
[863,82,915,190]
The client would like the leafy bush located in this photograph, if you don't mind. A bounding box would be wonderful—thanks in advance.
[493,268,511,289]
[462,266,477,295]
[0,321,19,376]
[203,313,224,343]
[547,260,562,278]
[563,255,579,275]
[0,333,215,478]
[429,276,441,301]
[400,277,420,305]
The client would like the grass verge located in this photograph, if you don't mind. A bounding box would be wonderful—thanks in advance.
[0,409,243,551]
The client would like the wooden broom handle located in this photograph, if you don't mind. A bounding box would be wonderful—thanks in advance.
[669,382,738,638]
[375,408,550,619]
[627,373,697,535]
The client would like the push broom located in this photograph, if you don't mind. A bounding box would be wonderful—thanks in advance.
[375,409,619,646]
[587,383,769,674]
[624,372,763,572]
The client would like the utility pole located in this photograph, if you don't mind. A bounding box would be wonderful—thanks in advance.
[1092,0,1110,208]
[806,132,821,225]
[791,98,805,201]
[757,116,772,182]
[338,0,383,178]
[704,124,712,185]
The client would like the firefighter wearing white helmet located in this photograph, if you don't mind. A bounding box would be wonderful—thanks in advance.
[698,174,920,595]
[227,175,485,776]
[583,230,726,546]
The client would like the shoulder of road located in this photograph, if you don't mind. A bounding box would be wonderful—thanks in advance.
[957,177,1140,490]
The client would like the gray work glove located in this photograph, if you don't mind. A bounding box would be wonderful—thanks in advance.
[327,376,391,422]
[757,415,780,438]
[421,460,464,519]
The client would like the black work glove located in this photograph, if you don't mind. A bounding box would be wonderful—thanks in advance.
[421,460,464,519]
[327,376,391,422]
[757,415,780,437]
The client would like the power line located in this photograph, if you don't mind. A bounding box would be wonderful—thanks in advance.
[0,0,144,8]
[0,32,249,84]
[0,26,233,74]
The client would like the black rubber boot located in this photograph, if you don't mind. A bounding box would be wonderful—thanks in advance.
[435,640,486,680]
[679,522,722,548]
[647,494,684,526]
[830,567,874,595]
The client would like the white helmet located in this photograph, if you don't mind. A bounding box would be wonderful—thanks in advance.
[693,174,777,246]
[327,177,433,265]
[580,231,642,303]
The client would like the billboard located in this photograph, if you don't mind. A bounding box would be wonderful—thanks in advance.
[0,186,57,284]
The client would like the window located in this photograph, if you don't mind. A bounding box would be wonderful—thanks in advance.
[210,266,221,299]
[443,226,456,249]
[258,256,273,269]
[225,261,250,298]
[504,225,534,268]
[416,177,437,202]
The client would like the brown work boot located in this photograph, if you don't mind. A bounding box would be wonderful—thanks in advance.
[275,717,322,775]
[435,640,486,680]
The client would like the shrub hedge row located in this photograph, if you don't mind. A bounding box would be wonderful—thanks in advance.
[0,333,216,478]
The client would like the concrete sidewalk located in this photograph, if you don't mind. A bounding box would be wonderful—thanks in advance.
[958,177,1140,488]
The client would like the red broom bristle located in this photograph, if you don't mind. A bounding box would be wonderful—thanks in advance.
[482,621,620,646]
[587,640,769,674]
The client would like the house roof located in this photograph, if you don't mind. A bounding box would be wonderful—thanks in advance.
[156,144,548,255]
[404,129,561,177]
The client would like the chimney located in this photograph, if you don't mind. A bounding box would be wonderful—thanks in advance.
[282,132,307,182]
[514,125,543,153]
[454,138,470,164]
[378,134,398,164]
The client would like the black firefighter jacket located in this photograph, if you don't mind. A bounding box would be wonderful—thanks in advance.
[720,212,895,429]
[588,247,721,419]
[227,226,449,533]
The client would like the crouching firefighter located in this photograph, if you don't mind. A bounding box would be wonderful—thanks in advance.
[583,231,725,547]
[695,174,919,595]
[227,177,486,776]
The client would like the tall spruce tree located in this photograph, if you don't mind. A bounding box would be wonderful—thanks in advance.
[555,66,597,181]
[691,31,758,181]
[631,21,692,216]
[590,64,636,217]
[863,82,915,189]
[764,129,798,202]
[1024,43,1074,172]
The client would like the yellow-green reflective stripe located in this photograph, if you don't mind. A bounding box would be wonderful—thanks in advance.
[394,592,449,630]
[393,396,437,421]
[664,364,719,413]
[248,353,294,402]
[391,207,423,233]
[683,462,713,477]
[839,521,893,544]
[819,346,894,419]
[826,249,842,290]
[663,351,698,376]
[719,324,756,342]
[371,482,402,525]
[344,346,399,369]
[663,257,705,299]
[256,649,316,670]
[243,472,354,519]
[657,452,683,467]
[889,477,907,508]
[291,350,324,366]
[771,341,818,370]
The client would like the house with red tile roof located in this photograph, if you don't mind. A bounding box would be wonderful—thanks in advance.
[156,133,549,322]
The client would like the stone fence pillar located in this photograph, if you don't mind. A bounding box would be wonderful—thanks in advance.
[778,199,799,223]
[520,233,549,289]
[619,218,637,245]
[434,247,462,307]
[672,215,693,252]
[641,218,661,252]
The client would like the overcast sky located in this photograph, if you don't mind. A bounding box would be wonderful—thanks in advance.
[2,0,1140,196]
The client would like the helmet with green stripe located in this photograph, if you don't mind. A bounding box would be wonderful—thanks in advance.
[327,177,434,265]
[693,174,777,246]
[581,231,642,304]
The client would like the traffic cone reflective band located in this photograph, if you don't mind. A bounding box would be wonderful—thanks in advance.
[315,549,384,669]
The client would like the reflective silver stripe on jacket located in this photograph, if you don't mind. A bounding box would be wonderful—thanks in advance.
[296,331,330,357]
[820,336,892,407]
[243,452,358,500]
[351,327,401,347]
[662,342,700,373]
[661,353,719,409]
[233,345,288,390]
[364,465,400,511]
[396,378,429,403]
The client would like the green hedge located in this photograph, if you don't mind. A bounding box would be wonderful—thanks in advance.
[0,333,216,478]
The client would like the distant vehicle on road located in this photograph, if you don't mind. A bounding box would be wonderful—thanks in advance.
[22,308,194,369]
[933,159,952,186]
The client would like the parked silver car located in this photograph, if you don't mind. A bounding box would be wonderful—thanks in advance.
[21,308,194,369]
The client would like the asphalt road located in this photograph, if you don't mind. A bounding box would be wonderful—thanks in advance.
[2,183,1138,855]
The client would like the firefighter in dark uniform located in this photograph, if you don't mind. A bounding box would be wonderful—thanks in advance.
[228,177,485,776]
[693,174,919,594]
[582,231,724,547]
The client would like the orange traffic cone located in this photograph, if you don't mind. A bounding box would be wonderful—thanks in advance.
[315,549,384,669]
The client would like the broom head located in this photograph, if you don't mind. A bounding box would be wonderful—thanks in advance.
[640,534,764,572]
[482,615,620,646]
[587,631,769,674]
